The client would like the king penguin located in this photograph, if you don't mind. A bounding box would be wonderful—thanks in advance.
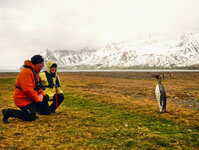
[154,75,167,113]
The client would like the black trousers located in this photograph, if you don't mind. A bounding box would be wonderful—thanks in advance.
[6,95,50,121]
[48,93,64,112]
[35,95,50,115]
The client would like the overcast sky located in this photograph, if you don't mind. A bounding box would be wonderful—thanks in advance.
[0,0,198,69]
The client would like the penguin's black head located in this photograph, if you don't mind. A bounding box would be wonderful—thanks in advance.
[155,75,161,80]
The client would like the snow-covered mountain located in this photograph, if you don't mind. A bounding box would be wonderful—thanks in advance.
[41,47,96,68]
[41,32,199,69]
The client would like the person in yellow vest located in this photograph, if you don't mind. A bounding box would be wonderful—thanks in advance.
[39,61,64,113]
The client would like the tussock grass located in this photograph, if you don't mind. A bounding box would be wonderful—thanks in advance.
[0,72,199,149]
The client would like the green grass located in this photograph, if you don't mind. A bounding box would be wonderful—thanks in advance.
[62,93,199,149]
[0,78,15,91]
[0,74,199,149]
[0,77,15,82]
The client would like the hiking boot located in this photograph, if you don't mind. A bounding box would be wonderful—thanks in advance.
[2,109,9,123]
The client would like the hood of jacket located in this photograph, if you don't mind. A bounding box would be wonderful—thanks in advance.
[46,61,57,75]
[24,60,40,73]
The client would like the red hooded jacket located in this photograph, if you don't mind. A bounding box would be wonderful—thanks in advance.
[14,60,45,107]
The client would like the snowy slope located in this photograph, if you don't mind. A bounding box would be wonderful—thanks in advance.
[41,48,96,68]
[41,32,199,69]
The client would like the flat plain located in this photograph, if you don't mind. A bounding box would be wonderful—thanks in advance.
[0,72,199,149]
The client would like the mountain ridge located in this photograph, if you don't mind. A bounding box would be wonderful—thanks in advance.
[41,32,199,70]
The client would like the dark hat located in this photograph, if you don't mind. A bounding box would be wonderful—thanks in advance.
[31,55,44,65]
[51,63,57,68]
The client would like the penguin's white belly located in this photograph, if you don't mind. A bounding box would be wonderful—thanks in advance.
[155,84,160,102]
[155,84,162,112]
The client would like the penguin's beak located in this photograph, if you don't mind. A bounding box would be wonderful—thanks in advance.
[152,75,160,79]
[151,75,156,78]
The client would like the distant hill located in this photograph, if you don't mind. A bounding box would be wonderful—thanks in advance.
[41,32,199,70]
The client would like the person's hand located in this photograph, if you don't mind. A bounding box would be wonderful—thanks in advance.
[38,95,43,102]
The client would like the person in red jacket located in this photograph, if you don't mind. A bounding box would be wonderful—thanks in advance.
[2,55,50,123]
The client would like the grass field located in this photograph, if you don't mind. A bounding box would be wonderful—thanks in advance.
[0,72,199,149]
